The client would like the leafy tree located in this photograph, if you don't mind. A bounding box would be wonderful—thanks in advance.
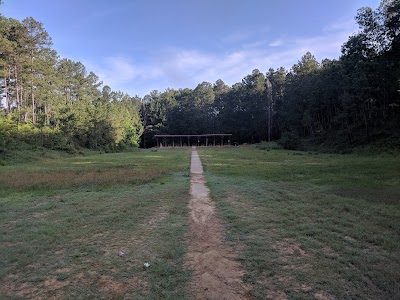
[266,67,287,139]
[1,0,399,152]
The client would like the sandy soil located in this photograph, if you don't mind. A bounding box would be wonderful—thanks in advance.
[185,148,250,300]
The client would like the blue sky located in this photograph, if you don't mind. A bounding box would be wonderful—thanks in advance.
[2,0,382,97]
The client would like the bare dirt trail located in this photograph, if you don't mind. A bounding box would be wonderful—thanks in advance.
[185,147,250,300]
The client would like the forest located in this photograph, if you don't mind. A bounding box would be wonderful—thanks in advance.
[1,0,399,153]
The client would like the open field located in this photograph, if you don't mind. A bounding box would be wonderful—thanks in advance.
[199,147,400,299]
[0,149,191,299]
[1,146,399,299]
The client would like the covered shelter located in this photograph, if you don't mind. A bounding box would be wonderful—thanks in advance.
[154,134,232,147]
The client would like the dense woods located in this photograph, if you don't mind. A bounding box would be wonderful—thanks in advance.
[1,0,399,152]
[0,16,143,152]
[141,0,400,150]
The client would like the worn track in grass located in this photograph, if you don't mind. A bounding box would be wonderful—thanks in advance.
[185,148,249,299]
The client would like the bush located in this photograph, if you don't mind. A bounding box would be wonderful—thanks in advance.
[254,141,282,151]
[278,131,302,150]
[0,117,76,152]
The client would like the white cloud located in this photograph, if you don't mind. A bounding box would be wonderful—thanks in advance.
[84,56,137,85]
[242,40,268,49]
[83,56,162,93]
[269,39,284,47]
[221,31,250,43]
[82,18,358,96]
[104,56,138,81]
[155,19,357,90]
[323,18,358,33]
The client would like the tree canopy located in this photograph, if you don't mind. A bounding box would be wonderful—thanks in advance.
[140,0,399,149]
[1,0,399,152]
[0,15,143,152]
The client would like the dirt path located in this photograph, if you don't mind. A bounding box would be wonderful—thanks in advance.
[185,147,250,300]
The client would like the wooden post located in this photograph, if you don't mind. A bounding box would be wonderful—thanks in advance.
[214,135,216,146]
[180,137,182,147]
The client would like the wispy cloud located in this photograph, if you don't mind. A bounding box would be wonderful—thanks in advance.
[83,56,163,96]
[242,40,268,49]
[84,56,138,86]
[83,18,358,96]
[322,18,358,33]
[149,20,355,89]
[269,39,284,47]
[221,31,251,43]
[104,56,138,81]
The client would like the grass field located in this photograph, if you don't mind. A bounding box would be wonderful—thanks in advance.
[0,149,191,299]
[1,146,399,299]
[199,147,400,299]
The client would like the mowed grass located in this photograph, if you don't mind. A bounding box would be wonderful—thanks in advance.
[199,147,400,299]
[0,149,191,300]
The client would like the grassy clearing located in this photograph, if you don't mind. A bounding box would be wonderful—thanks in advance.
[0,149,191,300]
[199,147,400,299]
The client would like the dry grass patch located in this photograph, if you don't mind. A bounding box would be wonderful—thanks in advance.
[0,149,191,299]
[0,168,164,189]
[273,238,309,258]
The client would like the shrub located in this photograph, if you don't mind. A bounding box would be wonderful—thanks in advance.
[254,141,282,151]
[278,131,301,150]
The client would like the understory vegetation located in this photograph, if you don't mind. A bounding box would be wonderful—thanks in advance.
[199,147,400,299]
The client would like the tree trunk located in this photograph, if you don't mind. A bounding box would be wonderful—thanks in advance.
[364,113,370,143]
[24,88,28,122]
[266,78,272,141]
[345,120,354,143]
[4,75,9,114]
[14,64,19,111]
[383,87,386,125]
[18,85,21,112]
[45,104,49,125]
[31,53,35,123]
[32,89,35,123]
[268,102,272,141]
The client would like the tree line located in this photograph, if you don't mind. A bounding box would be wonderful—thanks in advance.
[0,16,143,152]
[1,0,399,152]
[141,0,399,150]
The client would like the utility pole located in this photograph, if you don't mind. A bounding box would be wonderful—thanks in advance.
[141,98,146,148]
[266,78,272,142]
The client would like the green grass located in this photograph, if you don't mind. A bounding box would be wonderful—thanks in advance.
[2,146,399,299]
[199,147,400,299]
[0,148,191,300]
